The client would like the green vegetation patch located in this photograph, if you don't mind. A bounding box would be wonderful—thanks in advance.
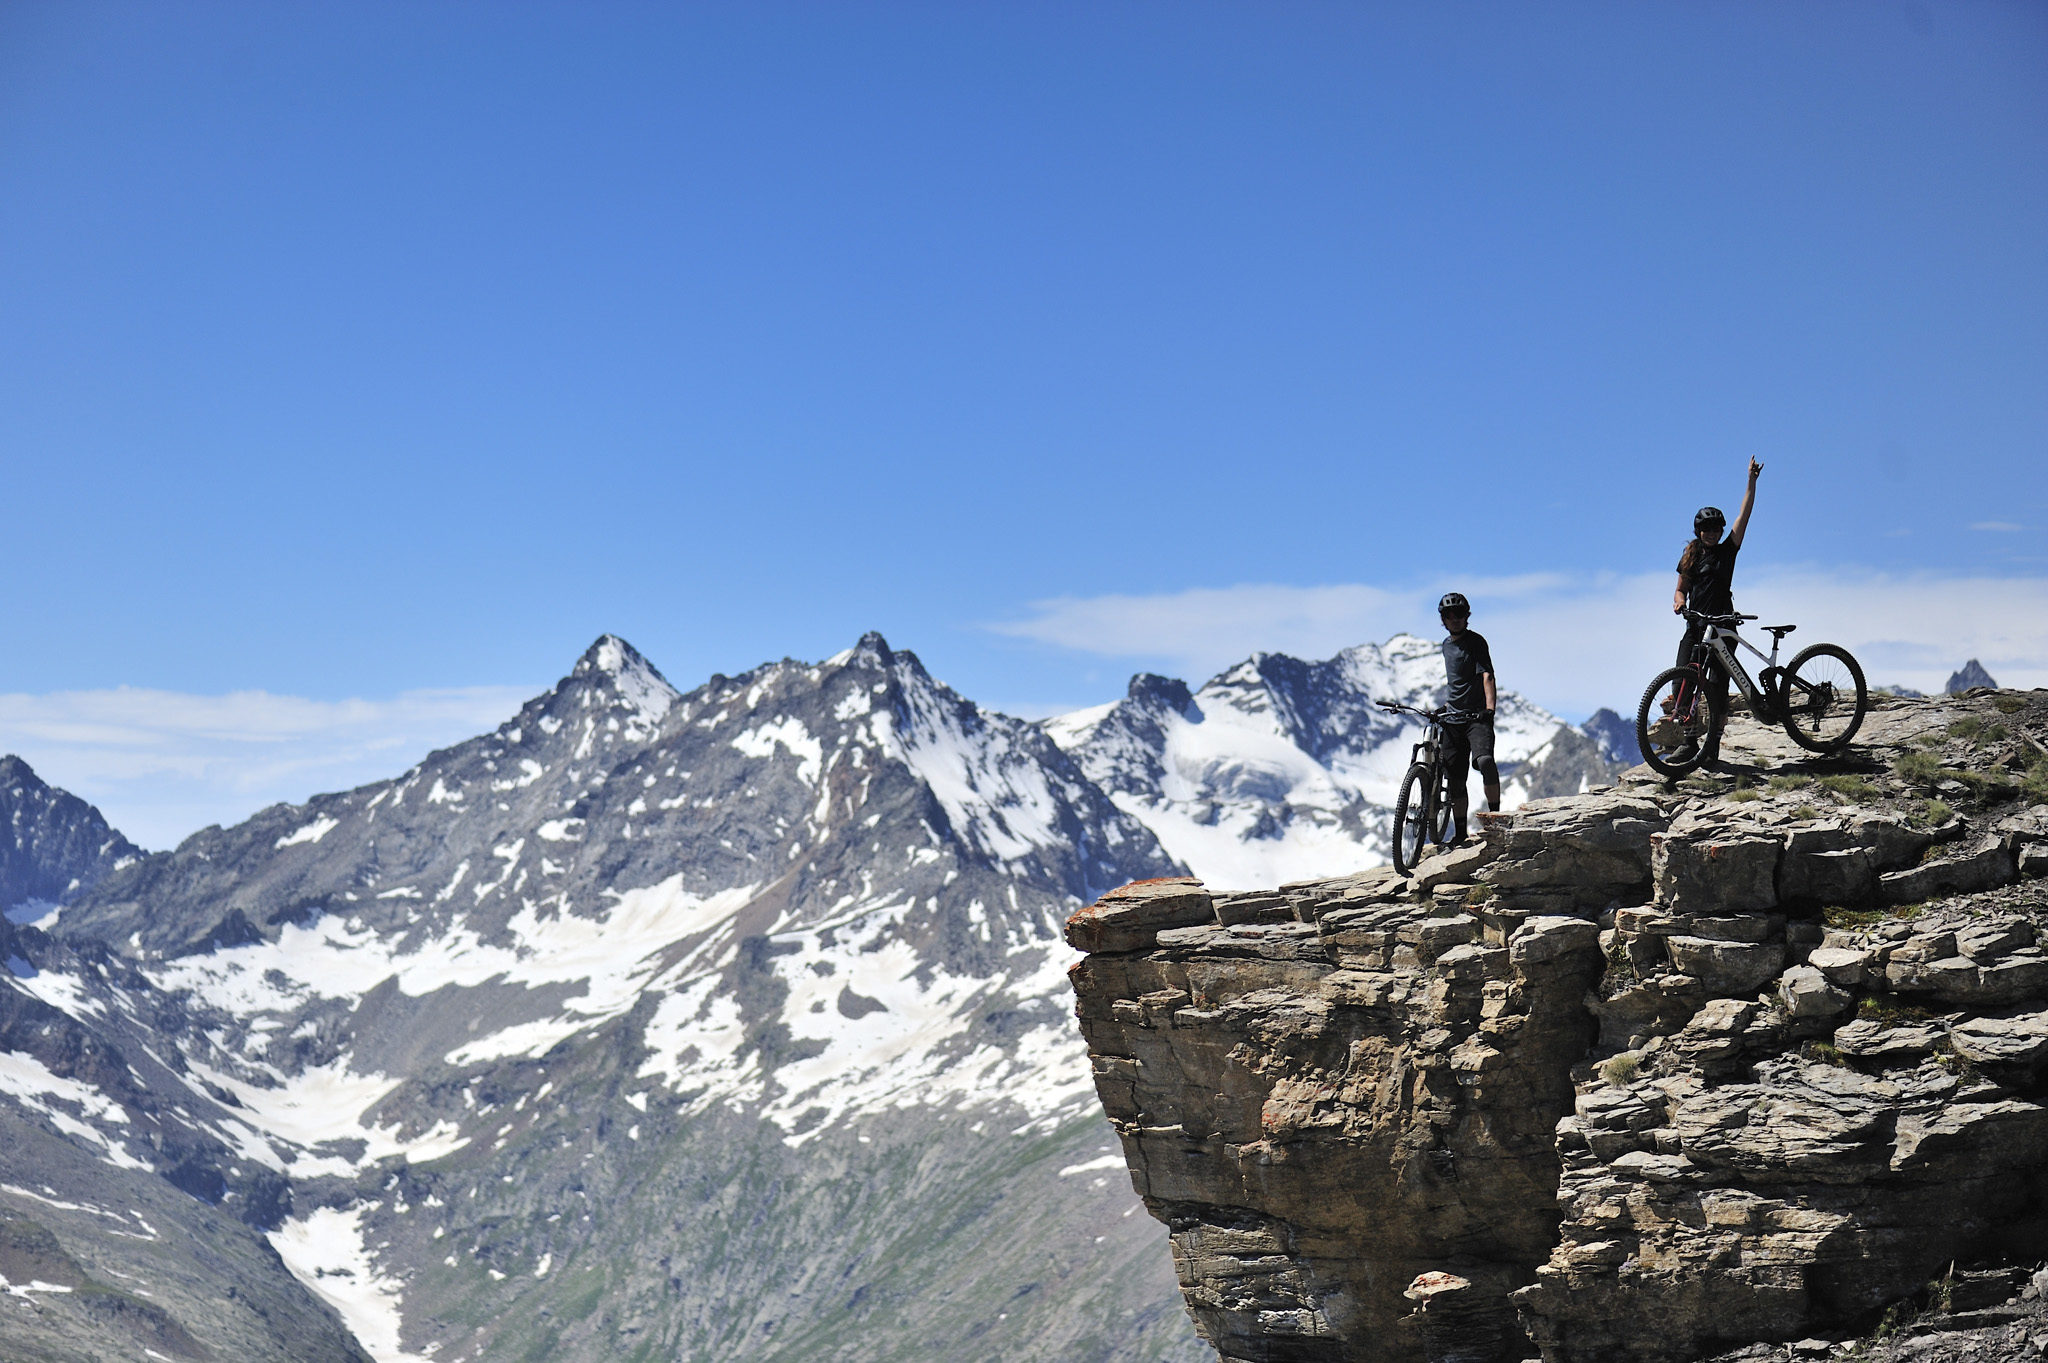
[2025,758,2048,804]
[1800,1039,1850,1068]
[1994,694,2028,715]
[1911,798,1952,828]
[1768,774,1811,792]
[1953,769,2017,800]
[1790,804,1818,820]
[1948,716,1986,742]
[1826,905,1886,928]
[1818,775,1880,803]
[1892,751,1942,785]
[1858,996,1934,1027]
[1598,1052,1640,1086]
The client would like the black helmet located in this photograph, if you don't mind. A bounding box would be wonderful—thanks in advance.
[1694,506,1726,534]
[1437,591,1469,616]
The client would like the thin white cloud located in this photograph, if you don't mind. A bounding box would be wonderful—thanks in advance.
[994,568,2048,719]
[1971,521,2025,532]
[0,685,533,851]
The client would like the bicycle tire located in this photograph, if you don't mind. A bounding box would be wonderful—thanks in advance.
[1781,643,1868,753]
[1636,665,1712,778]
[1392,763,1434,875]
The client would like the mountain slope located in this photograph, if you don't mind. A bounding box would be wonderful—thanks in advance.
[27,634,1202,1362]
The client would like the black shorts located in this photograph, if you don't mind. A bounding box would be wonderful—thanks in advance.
[1442,718,1495,775]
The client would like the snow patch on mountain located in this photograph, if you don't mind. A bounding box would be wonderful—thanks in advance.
[275,815,339,848]
[0,1048,148,1170]
[271,1205,431,1363]
[731,717,823,785]
[753,904,1091,1145]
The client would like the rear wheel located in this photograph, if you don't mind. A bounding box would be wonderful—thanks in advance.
[1637,666,1712,778]
[1392,763,1434,874]
[1782,643,1868,752]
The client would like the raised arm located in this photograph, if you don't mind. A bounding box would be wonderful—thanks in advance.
[1728,458,1762,548]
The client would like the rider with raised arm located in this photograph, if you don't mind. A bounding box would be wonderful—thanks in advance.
[1436,591,1499,846]
[1672,458,1762,767]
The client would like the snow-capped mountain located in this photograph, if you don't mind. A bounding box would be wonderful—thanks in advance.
[11,635,1202,1363]
[0,630,1625,1362]
[1042,634,1608,889]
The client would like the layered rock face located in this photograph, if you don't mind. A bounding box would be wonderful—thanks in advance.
[1069,691,2048,1363]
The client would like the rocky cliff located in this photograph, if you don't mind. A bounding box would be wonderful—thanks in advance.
[1068,689,2048,1363]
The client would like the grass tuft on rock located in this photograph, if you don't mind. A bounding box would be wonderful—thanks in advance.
[1800,1039,1851,1068]
[1892,751,1942,785]
[1858,996,1934,1027]
[1598,1052,1640,1087]
[1912,798,1952,827]
[1818,775,1880,803]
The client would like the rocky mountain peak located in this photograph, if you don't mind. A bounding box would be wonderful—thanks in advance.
[1,754,141,915]
[848,629,896,666]
[1125,672,1195,716]
[568,633,679,723]
[1947,658,1998,693]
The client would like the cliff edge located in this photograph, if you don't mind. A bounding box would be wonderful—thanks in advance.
[1067,688,2048,1363]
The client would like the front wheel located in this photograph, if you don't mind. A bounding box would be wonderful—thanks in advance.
[1637,666,1712,778]
[1392,763,1434,875]
[1782,643,1867,752]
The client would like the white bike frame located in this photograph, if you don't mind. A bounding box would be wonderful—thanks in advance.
[1693,619,1791,715]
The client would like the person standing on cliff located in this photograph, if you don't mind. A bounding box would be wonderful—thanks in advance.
[1436,591,1499,846]
[1672,457,1762,767]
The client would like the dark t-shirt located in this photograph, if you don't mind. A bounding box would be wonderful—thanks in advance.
[1680,539,1741,616]
[1442,630,1494,716]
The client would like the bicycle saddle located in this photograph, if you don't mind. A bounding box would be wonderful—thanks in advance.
[1763,624,1796,639]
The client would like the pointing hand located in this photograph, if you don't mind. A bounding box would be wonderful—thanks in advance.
[1748,457,1763,481]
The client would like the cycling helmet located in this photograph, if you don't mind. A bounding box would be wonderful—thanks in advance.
[1437,591,1470,616]
[1694,506,1726,534]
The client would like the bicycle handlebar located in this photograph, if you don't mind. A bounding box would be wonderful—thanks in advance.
[1683,609,1757,626]
[1377,700,1485,724]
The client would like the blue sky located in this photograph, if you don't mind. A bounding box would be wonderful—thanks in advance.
[3,2,2044,846]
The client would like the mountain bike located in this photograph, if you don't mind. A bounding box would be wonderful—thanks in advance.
[1379,700,1474,875]
[1634,610,1868,778]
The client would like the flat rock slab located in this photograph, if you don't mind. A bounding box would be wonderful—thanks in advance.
[1066,876,1215,954]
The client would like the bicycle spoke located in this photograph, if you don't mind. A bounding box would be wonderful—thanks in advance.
[1780,644,1868,753]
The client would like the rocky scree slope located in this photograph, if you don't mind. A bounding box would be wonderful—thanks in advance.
[1066,687,2048,1363]
[1043,635,1628,890]
[10,634,1206,1363]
